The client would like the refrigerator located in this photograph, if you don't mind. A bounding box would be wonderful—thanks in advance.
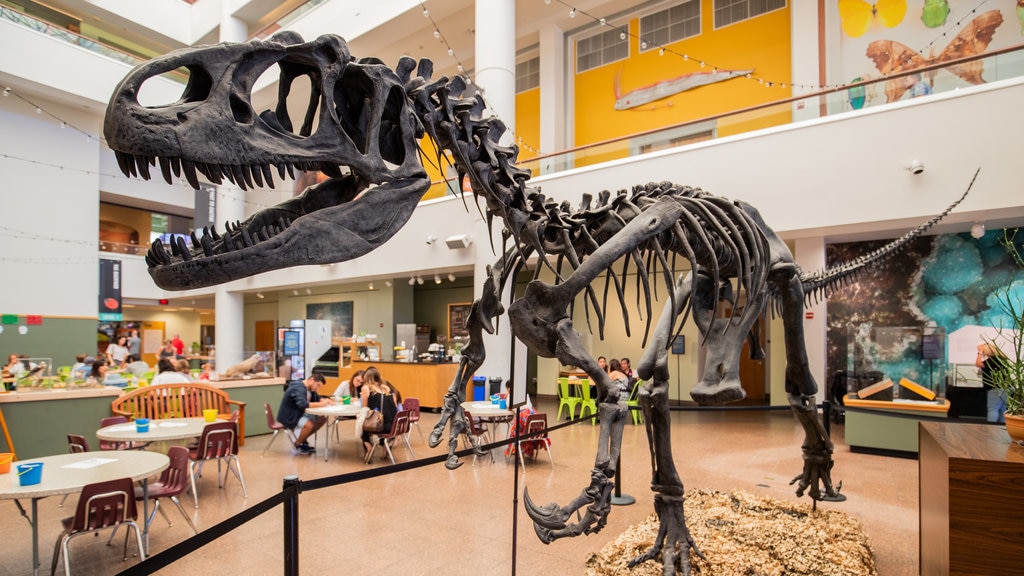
[276,319,332,380]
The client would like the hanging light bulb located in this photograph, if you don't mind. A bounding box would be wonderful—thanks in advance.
[619,31,626,40]
[569,8,576,18]
[447,47,454,56]
[659,48,665,56]
[457,64,464,73]
[422,8,429,17]
[641,41,647,49]
[599,18,606,25]
[2,87,10,97]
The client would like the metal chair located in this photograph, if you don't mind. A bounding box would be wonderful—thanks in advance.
[463,411,494,464]
[403,397,425,443]
[364,410,415,465]
[626,379,643,425]
[557,377,582,421]
[578,379,598,424]
[261,403,298,456]
[187,420,247,508]
[50,477,145,576]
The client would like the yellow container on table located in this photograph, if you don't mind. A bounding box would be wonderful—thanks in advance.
[203,409,218,422]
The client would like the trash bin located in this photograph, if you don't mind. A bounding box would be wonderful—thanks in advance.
[472,376,487,401]
[488,376,504,396]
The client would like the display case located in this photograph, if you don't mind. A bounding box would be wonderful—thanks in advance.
[846,324,947,398]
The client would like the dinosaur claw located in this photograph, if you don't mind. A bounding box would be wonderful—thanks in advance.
[444,455,463,470]
[428,428,443,448]
[523,487,566,531]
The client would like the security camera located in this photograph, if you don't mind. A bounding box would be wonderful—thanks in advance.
[425,235,436,245]
[909,160,924,175]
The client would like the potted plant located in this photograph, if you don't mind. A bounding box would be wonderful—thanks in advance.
[986,229,1024,441]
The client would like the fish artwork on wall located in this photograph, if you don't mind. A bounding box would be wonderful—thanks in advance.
[613,68,753,111]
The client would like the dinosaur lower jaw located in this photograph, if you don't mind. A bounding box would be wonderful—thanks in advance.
[146,172,430,290]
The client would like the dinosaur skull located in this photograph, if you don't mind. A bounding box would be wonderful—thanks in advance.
[104,33,429,290]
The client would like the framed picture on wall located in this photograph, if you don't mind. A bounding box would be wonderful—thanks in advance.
[306,301,354,339]
[448,302,472,340]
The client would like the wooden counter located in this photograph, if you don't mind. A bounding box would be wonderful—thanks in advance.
[350,361,460,409]
[919,422,1024,575]
[843,394,950,455]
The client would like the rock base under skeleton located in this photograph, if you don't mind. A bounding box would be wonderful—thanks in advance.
[585,489,876,576]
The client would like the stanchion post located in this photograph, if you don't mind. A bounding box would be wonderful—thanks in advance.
[610,455,635,506]
[511,405,521,576]
[283,475,300,576]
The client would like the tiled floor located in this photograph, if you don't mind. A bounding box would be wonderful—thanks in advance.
[0,399,917,576]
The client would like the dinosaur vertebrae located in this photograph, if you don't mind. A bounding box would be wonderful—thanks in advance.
[404,68,773,343]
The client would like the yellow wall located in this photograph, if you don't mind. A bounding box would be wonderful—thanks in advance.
[515,87,540,161]
[574,1,792,148]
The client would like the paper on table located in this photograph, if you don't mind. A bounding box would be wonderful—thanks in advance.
[158,422,189,427]
[106,424,137,432]
[62,457,118,469]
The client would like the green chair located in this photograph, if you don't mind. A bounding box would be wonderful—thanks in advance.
[556,377,581,421]
[626,379,643,425]
[578,378,597,424]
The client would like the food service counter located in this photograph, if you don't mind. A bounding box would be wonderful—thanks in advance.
[347,361,459,410]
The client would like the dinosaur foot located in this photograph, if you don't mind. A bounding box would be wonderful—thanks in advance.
[428,426,444,448]
[444,454,463,470]
[628,494,704,576]
[790,448,845,502]
[523,471,613,544]
[690,378,745,405]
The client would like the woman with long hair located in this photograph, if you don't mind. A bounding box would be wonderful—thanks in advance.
[359,366,399,456]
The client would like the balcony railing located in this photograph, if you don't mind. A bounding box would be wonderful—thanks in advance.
[1,5,146,67]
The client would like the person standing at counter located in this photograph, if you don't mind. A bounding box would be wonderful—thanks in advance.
[106,336,130,368]
[359,366,399,456]
[126,329,141,361]
[278,371,332,455]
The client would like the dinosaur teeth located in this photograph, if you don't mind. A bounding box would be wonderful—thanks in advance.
[175,237,192,261]
[210,226,220,241]
[134,155,153,180]
[276,164,288,180]
[151,238,171,265]
[190,231,200,249]
[249,165,263,188]
[115,151,134,177]
[181,159,200,189]
[205,163,223,185]
[230,165,247,190]
[158,157,173,184]
[261,164,275,189]
[239,164,254,189]
[284,163,295,180]
[241,227,253,247]
[222,230,235,252]
[200,234,214,257]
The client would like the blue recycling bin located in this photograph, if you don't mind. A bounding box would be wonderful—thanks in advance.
[472,376,487,401]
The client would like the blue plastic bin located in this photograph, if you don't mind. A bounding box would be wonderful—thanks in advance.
[472,376,486,401]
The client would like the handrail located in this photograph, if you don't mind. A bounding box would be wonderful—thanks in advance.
[426,41,1024,193]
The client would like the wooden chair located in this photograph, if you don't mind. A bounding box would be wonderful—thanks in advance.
[364,410,415,465]
[188,421,247,508]
[463,411,494,464]
[51,477,144,576]
[261,403,298,457]
[557,377,582,421]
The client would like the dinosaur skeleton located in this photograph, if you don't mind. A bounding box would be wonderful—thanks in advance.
[104,33,972,574]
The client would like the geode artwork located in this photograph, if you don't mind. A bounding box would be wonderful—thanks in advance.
[104,32,972,574]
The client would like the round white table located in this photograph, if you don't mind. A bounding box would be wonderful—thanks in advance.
[96,417,209,445]
[0,450,169,576]
[460,401,514,439]
[305,403,363,461]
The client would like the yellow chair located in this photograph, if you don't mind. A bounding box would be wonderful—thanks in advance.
[626,379,643,425]
[556,377,582,421]
[578,378,597,424]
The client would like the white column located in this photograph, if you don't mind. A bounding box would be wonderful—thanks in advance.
[473,0,516,383]
[790,2,822,122]
[538,22,566,171]
[214,183,246,373]
[795,237,828,402]
[474,0,516,137]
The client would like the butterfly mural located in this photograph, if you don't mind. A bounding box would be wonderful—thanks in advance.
[839,0,907,37]
[866,10,1004,101]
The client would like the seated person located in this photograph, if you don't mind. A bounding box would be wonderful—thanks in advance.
[174,358,194,380]
[334,369,364,399]
[277,372,332,455]
[151,357,191,385]
[87,357,109,384]
[4,353,27,378]
[607,358,630,398]
[359,366,399,456]
[198,362,216,381]
[69,354,89,380]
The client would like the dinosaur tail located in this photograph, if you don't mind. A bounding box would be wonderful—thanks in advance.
[798,168,979,305]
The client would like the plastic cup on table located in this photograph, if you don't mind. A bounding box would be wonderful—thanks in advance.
[342,395,351,405]
[203,409,217,422]
[135,418,150,432]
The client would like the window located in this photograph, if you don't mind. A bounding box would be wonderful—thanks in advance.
[639,1,701,51]
[516,57,540,93]
[713,0,785,28]
[576,28,629,73]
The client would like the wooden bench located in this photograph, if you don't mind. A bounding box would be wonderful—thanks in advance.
[111,383,248,445]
